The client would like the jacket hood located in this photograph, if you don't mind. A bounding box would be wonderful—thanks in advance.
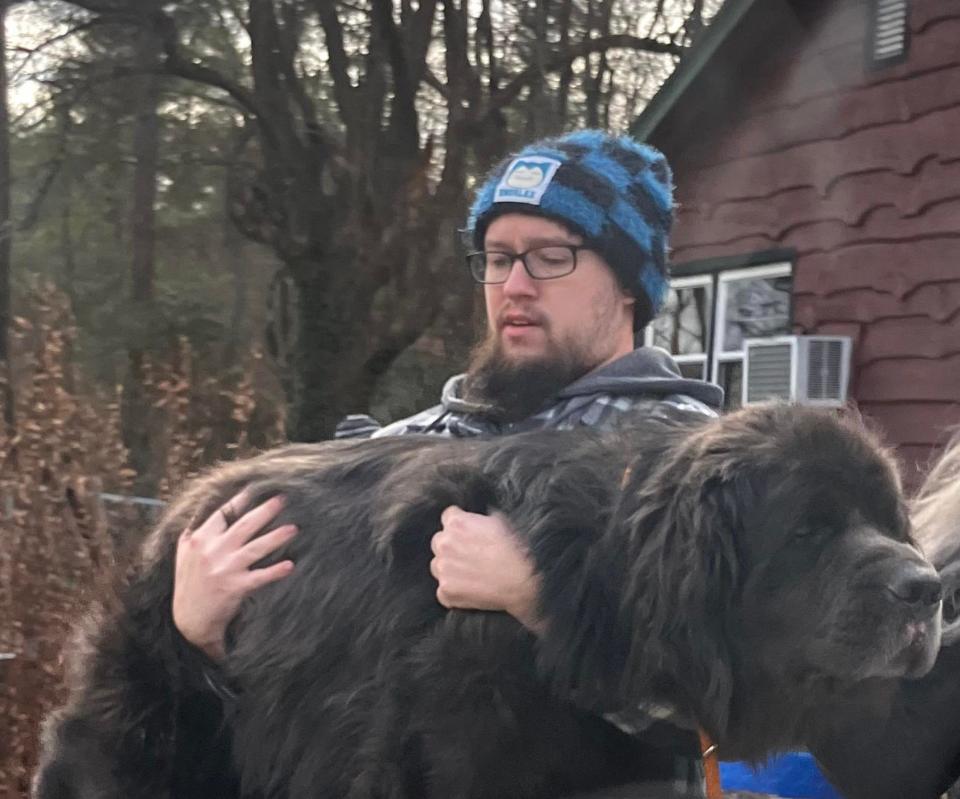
[439,347,724,415]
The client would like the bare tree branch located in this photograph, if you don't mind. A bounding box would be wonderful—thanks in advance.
[314,0,357,134]
[19,155,64,232]
[687,0,706,43]
[159,47,282,149]
[556,0,572,122]
[276,1,318,129]
[647,0,667,38]
[55,4,282,148]
[422,67,449,100]
[8,18,98,81]
[483,33,684,122]
[442,0,480,109]
[248,0,301,156]
[371,0,418,158]
[404,0,439,90]
[359,1,388,164]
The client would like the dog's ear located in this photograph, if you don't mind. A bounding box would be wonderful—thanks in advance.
[615,454,752,740]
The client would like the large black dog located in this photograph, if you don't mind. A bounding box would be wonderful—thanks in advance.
[35,404,942,799]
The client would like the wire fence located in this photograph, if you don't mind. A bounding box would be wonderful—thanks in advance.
[95,491,166,545]
[0,485,166,796]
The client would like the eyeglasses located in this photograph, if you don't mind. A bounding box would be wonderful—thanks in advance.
[465,245,587,284]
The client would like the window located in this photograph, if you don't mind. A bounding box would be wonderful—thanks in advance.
[647,261,793,410]
[714,264,793,409]
[869,0,909,67]
[647,275,712,380]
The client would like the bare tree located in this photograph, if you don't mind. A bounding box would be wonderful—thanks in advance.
[121,20,164,492]
[0,0,13,430]
[51,0,693,440]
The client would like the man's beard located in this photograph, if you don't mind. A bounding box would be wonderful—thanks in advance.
[462,328,597,425]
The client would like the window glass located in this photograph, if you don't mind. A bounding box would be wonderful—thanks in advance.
[651,283,711,356]
[720,275,792,353]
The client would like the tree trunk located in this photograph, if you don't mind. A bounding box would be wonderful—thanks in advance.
[220,188,247,370]
[59,117,77,394]
[121,27,163,494]
[0,0,13,430]
[287,262,379,441]
[525,0,550,137]
[556,0,573,125]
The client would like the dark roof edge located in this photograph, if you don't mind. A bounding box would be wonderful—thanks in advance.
[670,247,797,277]
[630,0,762,143]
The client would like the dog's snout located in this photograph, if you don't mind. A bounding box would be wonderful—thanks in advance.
[886,562,942,609]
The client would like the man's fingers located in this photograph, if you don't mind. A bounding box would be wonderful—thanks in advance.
[436,585,452,608]
[439,505,463,528]
[222,494,287,547]
[236,525,299,567]
[192,489,251,538]
[243,560,295,590]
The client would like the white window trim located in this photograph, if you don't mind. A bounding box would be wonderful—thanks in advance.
[712,262,792,384]
[650,261,794,400]
[644,274,713,376]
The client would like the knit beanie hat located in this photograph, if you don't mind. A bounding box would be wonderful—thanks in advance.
[466,130,674,330]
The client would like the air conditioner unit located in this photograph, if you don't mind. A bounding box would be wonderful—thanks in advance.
[742,335,852,407]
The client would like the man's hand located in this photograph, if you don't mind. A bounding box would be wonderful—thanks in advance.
[430,506,544,633]
[173,491,299,661]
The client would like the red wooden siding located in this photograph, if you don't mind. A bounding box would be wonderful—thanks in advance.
[659,0,960,476]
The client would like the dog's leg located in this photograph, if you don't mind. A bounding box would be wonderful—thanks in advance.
[34,559,240,799]
[400,614,565,799]
[345,678,425,799]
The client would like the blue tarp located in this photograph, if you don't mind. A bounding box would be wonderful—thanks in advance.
[720,752,842,799]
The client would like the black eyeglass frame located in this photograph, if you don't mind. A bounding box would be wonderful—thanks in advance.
[464,244,590,285]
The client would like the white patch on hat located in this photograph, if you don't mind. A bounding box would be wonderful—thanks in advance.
[494,156,562,206]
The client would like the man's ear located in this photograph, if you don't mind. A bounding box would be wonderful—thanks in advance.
[620,290,637,336]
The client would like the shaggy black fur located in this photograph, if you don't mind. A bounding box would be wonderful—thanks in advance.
[807,644,960,799]
[34,404,942,799]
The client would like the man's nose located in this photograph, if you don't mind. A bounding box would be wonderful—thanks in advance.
[501,258,537,296]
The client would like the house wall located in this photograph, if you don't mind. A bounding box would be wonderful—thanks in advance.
[658,0,960,482]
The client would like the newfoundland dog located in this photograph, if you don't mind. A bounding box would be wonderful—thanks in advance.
[35,403,942,799]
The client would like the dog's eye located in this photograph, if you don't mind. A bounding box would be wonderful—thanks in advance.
[793,525,832,543]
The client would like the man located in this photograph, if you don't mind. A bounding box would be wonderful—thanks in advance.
[174,129,723,797]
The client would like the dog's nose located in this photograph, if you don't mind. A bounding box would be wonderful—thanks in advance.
[886,562,942,609]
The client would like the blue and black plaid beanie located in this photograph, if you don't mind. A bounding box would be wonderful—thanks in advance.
[467,130,674,329]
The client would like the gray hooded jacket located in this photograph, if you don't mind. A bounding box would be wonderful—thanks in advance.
[335,347,723,440]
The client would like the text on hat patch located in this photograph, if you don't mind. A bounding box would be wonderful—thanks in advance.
[494,157,562,206]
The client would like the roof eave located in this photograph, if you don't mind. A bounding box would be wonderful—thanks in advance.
[630,0,762,143]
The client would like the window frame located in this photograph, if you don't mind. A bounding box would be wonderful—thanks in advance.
[643,273,714,381]
[712,262,793,386]
[649,257,794,409]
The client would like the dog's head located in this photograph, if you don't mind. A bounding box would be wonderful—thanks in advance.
[613,404,941,743]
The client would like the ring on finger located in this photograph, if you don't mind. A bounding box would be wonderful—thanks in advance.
[220,504,238,528]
